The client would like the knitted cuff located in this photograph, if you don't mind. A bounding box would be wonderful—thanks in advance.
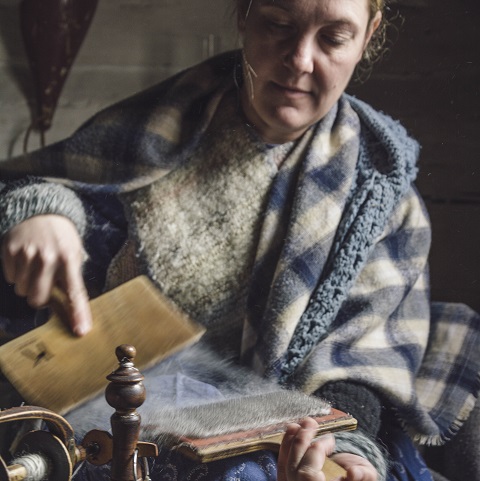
[334,430,388,481]
[0,181,87,238]
[315,381,382,439]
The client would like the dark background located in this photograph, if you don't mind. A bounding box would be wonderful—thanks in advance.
[348,0,480,312]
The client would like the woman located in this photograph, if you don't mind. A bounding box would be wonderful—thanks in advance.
[0,0,479,480]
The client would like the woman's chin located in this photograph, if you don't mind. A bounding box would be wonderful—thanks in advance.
[262,117,313,144]
[243,101,320,143]
[266,105,322,139]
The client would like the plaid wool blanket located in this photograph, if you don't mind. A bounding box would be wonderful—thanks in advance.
[0,51,479,446]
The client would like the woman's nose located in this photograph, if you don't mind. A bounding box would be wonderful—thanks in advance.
[284,36,315,74]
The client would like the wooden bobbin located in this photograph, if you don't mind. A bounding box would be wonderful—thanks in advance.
[105,345,146,481]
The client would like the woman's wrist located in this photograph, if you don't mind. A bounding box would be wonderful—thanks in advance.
[315,380,383,439]
[334,430,388,481]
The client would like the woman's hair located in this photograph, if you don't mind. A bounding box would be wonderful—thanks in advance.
[362,0,388,74]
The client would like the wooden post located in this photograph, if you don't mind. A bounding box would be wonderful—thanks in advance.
[105,345,145,481]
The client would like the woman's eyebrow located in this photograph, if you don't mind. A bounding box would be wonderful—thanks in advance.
[324,19,358,31]
[259,2,359,29]
[259,1,290,12]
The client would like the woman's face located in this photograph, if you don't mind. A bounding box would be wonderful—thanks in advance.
[239,0,381,143]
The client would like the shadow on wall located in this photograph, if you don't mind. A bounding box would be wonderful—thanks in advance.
[0,2,34,156]
[0,3,31,100]
[348,0,480,312]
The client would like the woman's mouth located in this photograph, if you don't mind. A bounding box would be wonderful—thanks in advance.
[271,82,312,99]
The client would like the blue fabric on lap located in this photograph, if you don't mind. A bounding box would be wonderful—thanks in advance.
[72,449,279,481]
[384,426,433,481]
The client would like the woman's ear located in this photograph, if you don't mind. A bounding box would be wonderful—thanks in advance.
[365,10,382,46]
[358,10,382,62]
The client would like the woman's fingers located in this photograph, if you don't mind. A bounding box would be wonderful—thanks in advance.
[330,453,378,481]
[60,258,92,336]
[1,215,92,336]
[295,437,330,481]
[278,418,336,481]
[278,423,299,481]
[1,227,28,287]
[17,240,59,307]
[3,233,49,300]
[278,423,378,481]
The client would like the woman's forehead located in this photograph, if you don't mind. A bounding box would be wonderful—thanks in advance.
[255,0,368,6]
[253,0,370,23]
[254,0,369,13]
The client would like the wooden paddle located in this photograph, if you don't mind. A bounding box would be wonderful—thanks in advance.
[0,276,205,414]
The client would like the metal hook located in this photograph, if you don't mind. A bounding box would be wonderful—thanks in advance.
[133,449,139,481]
[142,456,151,481]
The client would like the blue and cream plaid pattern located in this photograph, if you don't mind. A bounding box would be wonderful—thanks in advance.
[1,51,478,446]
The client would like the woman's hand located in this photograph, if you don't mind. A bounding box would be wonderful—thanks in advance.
[277,418,378,481]
[1,214,92,336]
[330,452,378,481]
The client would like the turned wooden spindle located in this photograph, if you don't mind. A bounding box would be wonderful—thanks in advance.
[105,344,146,481]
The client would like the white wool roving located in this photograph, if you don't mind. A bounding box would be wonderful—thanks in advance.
[140,389,331,447]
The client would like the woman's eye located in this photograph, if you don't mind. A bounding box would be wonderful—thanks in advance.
[323,36,344,46]
[268,20,292,31]
[262,13,293,32]
[321,33,349,47]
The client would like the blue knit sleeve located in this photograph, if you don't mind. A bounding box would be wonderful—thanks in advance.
[79,190,128,296]
[0,177,87,238]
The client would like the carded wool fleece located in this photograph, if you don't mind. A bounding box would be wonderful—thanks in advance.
[141,390,331,445]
